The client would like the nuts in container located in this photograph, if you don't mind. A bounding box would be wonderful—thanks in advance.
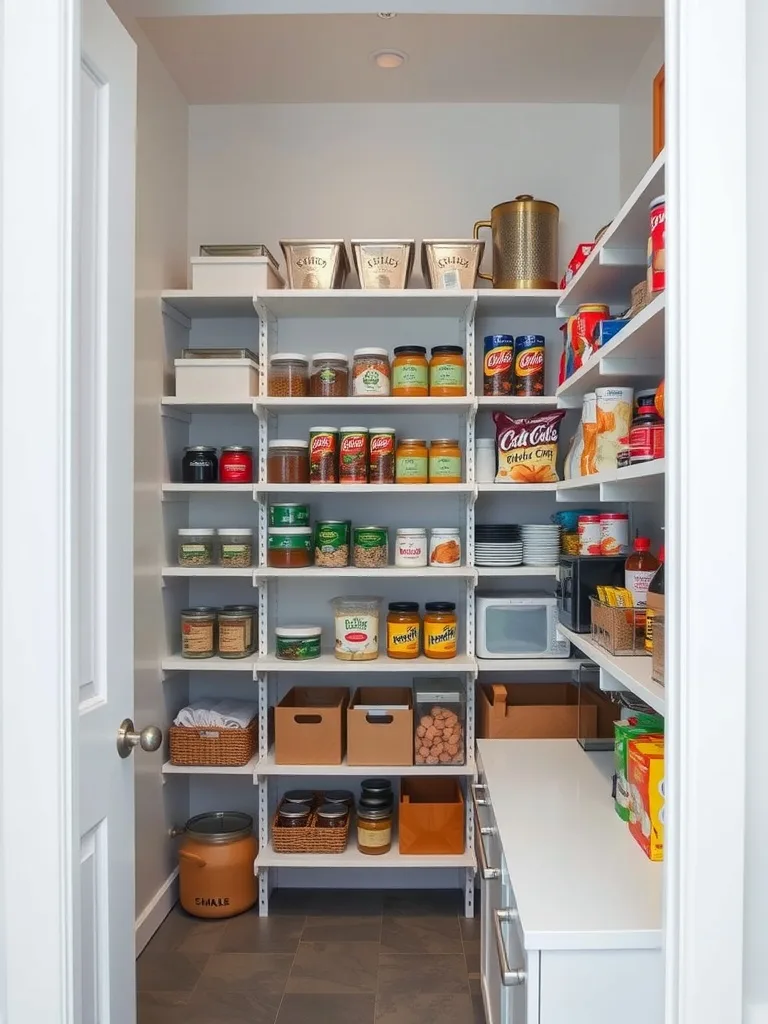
[279,240,350,289]
[414,680,466,765]
[351,239,415,289]
[353,526,388,568]
[314,521,350,568]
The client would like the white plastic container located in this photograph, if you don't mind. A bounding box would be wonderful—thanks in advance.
[394,528,428,567]
[475,438,496,483]
[174,357,260,402]
[429,528,461,567]
[190,256,285,294]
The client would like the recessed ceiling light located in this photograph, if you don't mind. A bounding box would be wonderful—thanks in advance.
[373,49,407,69]
[377,11,397,18]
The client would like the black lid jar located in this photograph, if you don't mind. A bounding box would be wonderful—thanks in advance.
[182,446,218,483]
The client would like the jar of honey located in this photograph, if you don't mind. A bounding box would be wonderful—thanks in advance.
[356,803,393,855]
[396,438,428,484]
[392,346,428,397]
[429,346,466,396]
[428,439,462,483]
[423,601,458,660]
[386,602,421,660]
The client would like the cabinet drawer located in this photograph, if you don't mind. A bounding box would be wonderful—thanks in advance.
[495,899,539,1024]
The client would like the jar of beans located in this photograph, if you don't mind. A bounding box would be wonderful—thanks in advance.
[180,607,217,659]
[217,528,254,568]
[177,528,216,567]
[217,605,257,659]
[267,440,309,483]
[268,353,309,397]
[310,352,349,397]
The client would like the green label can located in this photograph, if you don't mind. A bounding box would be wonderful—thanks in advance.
[314,521,351,568]
[269,503,310,527]
[352,526,388,568]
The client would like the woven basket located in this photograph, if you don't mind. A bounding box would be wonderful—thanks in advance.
[271,810,350,855]
[169,720,258,767]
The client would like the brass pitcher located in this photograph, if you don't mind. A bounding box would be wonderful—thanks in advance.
[474,195,559,289]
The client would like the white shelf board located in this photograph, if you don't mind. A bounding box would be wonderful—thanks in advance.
[556,460,665,501]
[161,397,257,415]
[162,566,255,578]
[476,657,585,672]
[256,841,475,869]
[256,482,475,495]
[476,482,559,493]
[257,396,475,412]
[162,653,260,672]
[476,396,558,409]
[556,293,666,406]
[557,151,665,315]
[557,625,665,714]
[475,566,558,577]
[256,565,476,580]
[162,483,255,495]
[259,652,477,674]
[162,291,258,319]
[475,289,562,317]
[162,756,260,776]
[256,750,476,777]
[256,289,475,319]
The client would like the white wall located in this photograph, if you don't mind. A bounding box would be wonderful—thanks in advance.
[619,28,663,200]
[188,102,621,282]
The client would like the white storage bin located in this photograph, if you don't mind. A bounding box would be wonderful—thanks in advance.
[190,256,285,294]
[174,358,261,402]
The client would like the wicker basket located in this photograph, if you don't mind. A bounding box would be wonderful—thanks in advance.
[590,598,648,656]
[271,810,350,854]
[169,720,258,767]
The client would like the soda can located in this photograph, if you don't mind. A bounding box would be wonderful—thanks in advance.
[514,335,545,396]
[648,196,665,293]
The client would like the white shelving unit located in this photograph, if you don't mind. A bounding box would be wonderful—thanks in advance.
[256,750,476,777]
[161,756,260,776]
[256,841,475,870]
[257,652,478,674]
[557,625,665,714]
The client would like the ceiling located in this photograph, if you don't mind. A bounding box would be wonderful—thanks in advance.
[137,13,663,105]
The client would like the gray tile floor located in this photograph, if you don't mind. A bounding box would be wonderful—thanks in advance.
[138,889,485,1024]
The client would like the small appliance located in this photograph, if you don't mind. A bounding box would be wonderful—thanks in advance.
[557,555,626,633]
[476,592,569,660]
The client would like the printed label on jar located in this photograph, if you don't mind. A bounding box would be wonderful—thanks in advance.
[429,455,461,481]
[310,430,339,482]
[357,825,391,848]
[339,431,368,482]
[626,569,656,608]
[181,544,207,555]
[221,544,251,563]
[369,431,395,483]
[396,455,428,480]
[393,363,428,391]
[335,613,379,658]
[276,636,321,660]
[395,536,427,566]
[430,363,465,390]
[387,622,420,656]
[268,534,312,551]
[219,622,251,654]
[182,622,214,654]
[353,365,390,396]
[424,622,457,654]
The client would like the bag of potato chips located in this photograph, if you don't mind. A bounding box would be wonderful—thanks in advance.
[493,410,567,484]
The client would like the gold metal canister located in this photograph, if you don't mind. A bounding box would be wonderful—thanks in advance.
[473,195,559,289]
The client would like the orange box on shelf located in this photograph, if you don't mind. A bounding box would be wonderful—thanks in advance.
[477,683,600,740]
[347,687,413,767]
[398,778,465,855]
[274,687,348,765]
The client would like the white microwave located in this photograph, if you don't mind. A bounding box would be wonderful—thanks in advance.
[476,592,570,660]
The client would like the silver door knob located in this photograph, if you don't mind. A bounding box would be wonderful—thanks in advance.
[116,718,162,759]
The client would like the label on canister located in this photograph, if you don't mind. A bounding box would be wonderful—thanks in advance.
[514,335,545,397]
[315,521,350,553]
[387,621,420,657]
[269,504,309,527]
[578,515,602,556]
[599,513,629,556]
[483,335,515,396]
[309,428,339,483]
[648,197,666,293]
[424,620,457,656]
[339,428,369,482]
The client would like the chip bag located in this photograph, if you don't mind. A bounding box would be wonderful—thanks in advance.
[493,410,567,484]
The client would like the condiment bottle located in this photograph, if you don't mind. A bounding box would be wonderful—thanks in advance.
[624,537,659,608]
[644,545,665,652]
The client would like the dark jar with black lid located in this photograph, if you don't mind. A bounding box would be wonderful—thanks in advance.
[182,446,218,483]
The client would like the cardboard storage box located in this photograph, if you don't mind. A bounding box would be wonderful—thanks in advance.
[477,683,598,740]
[274,687,348,765]
[399,778,465,855]
[347,687,413,767]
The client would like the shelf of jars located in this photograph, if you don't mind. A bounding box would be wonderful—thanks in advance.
[254,750,476,778]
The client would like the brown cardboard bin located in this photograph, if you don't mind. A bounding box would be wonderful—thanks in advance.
[274,687,348,765]
[399,778,465,855]
[477,682,599,740]
[347,687,413,767]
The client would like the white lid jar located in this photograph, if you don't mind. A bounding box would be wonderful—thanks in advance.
[429,527,462,567]
[394,528,428,567]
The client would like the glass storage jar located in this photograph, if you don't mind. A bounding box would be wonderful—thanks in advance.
[217,605,257,659]
[182,446,218,483]
[267,526,313,567]
[395,438,428,484]
[429,345,466,396]
[315,803,348,828]
[387,602,421,660]
[277,804,312,828]
[392,345,428,396]
[283,789,315,806]
[352,348,390,396]
[429,439,462,483]
[310,352,349,397]
[423,601,458,659]
[268,353,309,397]
[217,528,253,568]
[414,679,466,765]
[177,528,216,567]
[219,446,253,483]
[180,607,217,659]
[267,440,309,483]
[324,790,355,810]
[357,804,393,855]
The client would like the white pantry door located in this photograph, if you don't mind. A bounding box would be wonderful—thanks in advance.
[0,0,140,1022]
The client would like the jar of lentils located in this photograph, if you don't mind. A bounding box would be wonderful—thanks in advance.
[268,353,309,397]
[177,528,216,567]
[310,352,349,397]
[217,528,253,568]
[180,607,217,659]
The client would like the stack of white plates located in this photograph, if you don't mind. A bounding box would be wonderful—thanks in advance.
[475,525,523,567]
[520,524,561,567]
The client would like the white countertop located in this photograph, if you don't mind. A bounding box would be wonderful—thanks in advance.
[477,739,662,952]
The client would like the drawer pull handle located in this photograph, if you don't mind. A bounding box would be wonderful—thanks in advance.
[494,908,526,987]
[472,802,500,881]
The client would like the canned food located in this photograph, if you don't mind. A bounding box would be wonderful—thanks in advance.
[309,426,339,483]
[514,335,545,396]
[314,520,350,568]
[483,335,515,396]
[648,196,665,293]
[352,526,388,568]
[368,427,396,484]
[599,513,629,556]
[269,503,309,527]
[275,625,322,660]
[569,305,609,374]
[578,515,602,556]
[339,427,369,483]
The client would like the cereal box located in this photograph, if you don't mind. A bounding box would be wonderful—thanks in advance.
[613,715,663,821]
[628,736,665,860]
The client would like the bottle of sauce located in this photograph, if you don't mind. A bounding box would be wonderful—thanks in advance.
[644,545,665,652]
[624,537,659,608]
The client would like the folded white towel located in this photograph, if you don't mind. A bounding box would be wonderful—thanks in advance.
[211,699,259,729]
[173,700,214,728]
[173,699,258,730]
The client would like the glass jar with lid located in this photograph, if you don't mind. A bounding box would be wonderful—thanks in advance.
[182,446,218,483]
[310,352,349,397]
[177,528,216,567]
[217,605,257,659]
[267,440,309,483]
[283,789,315,806]
[392,345,428,396]
[268,353,309,397]
[429,345,466,396]
[357,803,393,855]
[217,528,253,568]
[395,438,428,483]
[277,803,312,828]
[394,527,427,567]
[315,803,348,829]
[429,439,462,483]
[180,607,217,659]
[268,526,313,568]
[352,348,390,396]
[386,602,421,660]
[423,601,458,659]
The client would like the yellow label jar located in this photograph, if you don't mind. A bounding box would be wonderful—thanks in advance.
[387,601,421,660]
[424,601,458,659]
[429,438,462,483]
[392,345,428,396]
[396,438,428,483]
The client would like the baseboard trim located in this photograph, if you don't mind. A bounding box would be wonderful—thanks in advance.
[135,868,179,956]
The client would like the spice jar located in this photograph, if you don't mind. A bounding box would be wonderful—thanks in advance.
[429,345,466,396]
[180,607,217,659]
[429,439,462,483]
[396,438,428,484]
[315,803,348,829]
[182,446,218,484]
[387,602,421,660]
[178,528,215,567]
[368,427,396,484]
[352,348,390,396]
[219,446,253,483]
[394,527,427,567]
[309,426,339,483]
[310,353,349,397]
[423,601,458,659]
[217,605,257,659]
[268,353,309,397]
[267,440,309,483]
[357,803,393,855]
[277,804,312,828]
[392,345,428,396]
[268,526,313,568]
[217,528,253,568]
